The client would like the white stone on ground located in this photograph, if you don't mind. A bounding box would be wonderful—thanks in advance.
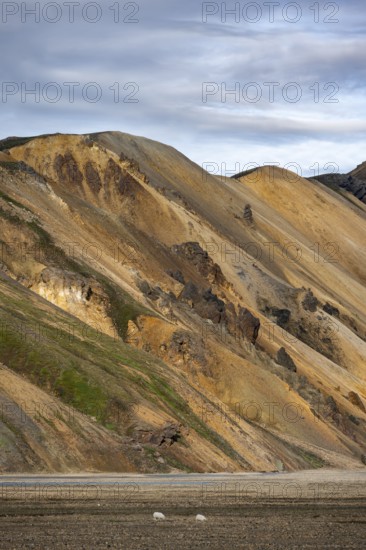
[153,512,166,521]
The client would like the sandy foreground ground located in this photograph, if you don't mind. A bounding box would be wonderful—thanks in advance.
[0,470,365,549]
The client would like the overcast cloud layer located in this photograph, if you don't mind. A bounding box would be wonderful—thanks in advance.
[0,0,365,175]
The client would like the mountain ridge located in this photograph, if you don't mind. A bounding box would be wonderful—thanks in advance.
[0,131,365,473]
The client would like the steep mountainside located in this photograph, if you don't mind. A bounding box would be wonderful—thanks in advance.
[0,132,365,473]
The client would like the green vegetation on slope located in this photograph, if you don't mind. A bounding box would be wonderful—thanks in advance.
[0,206,150,338]
[0,274,243,463]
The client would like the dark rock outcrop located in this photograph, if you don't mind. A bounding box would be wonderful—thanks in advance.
[179,282,226,324]
[134,423,183,447]
[171,242,225,285]
[178,282,260,344]
[325,395,340,416]
[236,307,260,344]
[104,158,138,196]
[348,391,366,413]
[243,204,254,226]
[323,303,340,317]
[137,280,161,301]
[302,290,319,312]
[54,152,83,186]
[276,347,297,372]
[265,307,291,328]
[169,330,206,365]
[84,161,102,193]
[166,269,185,284]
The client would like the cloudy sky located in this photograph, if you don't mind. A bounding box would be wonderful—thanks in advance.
[1,0,365,175]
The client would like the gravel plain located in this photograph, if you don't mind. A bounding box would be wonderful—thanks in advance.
[0,470,365,549]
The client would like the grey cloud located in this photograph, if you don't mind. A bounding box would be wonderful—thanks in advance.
[0,0,365,173]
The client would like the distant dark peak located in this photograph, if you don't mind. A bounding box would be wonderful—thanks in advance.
[311,169,366,204]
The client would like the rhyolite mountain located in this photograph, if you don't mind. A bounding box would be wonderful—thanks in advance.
[0,131,365,473]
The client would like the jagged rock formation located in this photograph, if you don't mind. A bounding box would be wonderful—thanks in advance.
[171,241,227,286]
[276,347,297,372]
[232,307,261,345]
[243,203,254,226]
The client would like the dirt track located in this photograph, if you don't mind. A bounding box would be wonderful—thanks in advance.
[0,471,365,549]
